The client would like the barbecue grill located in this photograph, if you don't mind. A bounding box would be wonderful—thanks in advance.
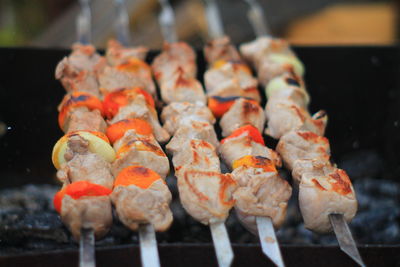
[0,46,399,266]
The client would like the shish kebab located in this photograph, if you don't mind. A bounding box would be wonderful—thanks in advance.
[153,1,236,266]
[53,1,174,266]
[203,1,291,267]
[240,1,364,266]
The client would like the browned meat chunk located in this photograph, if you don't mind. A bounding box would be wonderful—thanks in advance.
[110,95,170,144]
[111,180,173,231]
[204,36,241,64]
[204,62,261,102]
[220,98,265,137]
[112,130,169,178]
[152,42,197,82]
[161,102,215,135]
[64,107,106,133]
[57,153,114,189]
[219,133,281,169]
[60,195,112,240]
[265,99,327,139]
[106,39,149,66]
[172,139,220,172]
[175,166,237,224]
[98,66,156,97]
[166,121,219,155]
[232,165,292,230]
[297,161,357,233]
[276,131,331,171]
[239,37,291,70]
[158,68,206,104]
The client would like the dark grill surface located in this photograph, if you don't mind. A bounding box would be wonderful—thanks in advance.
[0,46,399,266]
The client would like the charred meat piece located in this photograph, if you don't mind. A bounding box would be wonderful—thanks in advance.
[204,61,260,102]
[158,68,206,104]
[220,98,265,137]
[152,42,197,83]
[112,129,169,179]
[172,139,221,172]
[106,39,149,66]
[296,161,357,233]
[276,131,331,171]
[64,107,107,133]
[219,132,281,169]
[265,98,327,139]
[204,36,241,64]
[110,95,170,144]
[232,163,292,230]
[60,195,112,240]
[111,178,173,232]
[161,102,215,135]
[166,121,219,156]
[175,166,237,225]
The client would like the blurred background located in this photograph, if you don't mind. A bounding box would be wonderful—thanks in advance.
[0,0,398,48]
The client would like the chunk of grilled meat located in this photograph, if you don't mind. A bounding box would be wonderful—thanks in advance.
[152,42,197,83]
[161,102,216,135]
[166,120,219,156]
[232,165,292,231]
[219,132,281,169]
[158,68,206,104]
[55,44,106,97]
[63,107,107,133]
[60,195,112,240]
[111,179,173,231]
[220,98,265,137]
[204,36,241,65]
[110,95,170,144]
[239,37,291,70]
[172,139,221,172]
[175,166,237,225]
[276,131,331,171]
[204,61,261,102]
[112,130,169,179]
[58,135,114,189]
[98,65,156,97]
[265,98,327,139]
[106,39,149,66]
[296,160,357,233]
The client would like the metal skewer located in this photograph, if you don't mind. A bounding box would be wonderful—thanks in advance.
[76,2,96,266]
[329,214,366,267]
[204,0,224,39]
[256,217,285,267]
[158,0,177,43]
[242,2,366,266]
[157,1,233,266]
[112,1,161,266]
[79,227,95,267]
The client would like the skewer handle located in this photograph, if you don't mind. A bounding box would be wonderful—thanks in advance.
[158,0,178,43]
[244,0,270,37]
[114,0,131,46]
[204,0,225,39]
[139,224,161,267]
[256,216,285,267]
[76,0,92,44]
[329,213,366,267]
[210,221,234,267]
[79,227,95,267]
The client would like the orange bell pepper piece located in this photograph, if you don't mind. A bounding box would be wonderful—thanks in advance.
[114,166,163,189]
[232,155,277,172]
[53,181,112,213]
[106,118,153,144]
[58,91,104,130]
[103,87,155,119]
[221,124,265,146]
[208,96,240,118]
